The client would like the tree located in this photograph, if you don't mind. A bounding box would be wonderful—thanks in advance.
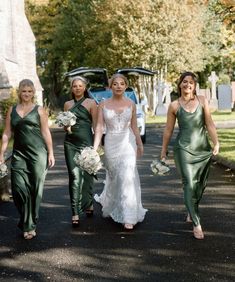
[25,0,226,107]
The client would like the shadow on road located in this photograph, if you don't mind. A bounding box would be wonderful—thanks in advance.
[0,127,234,281]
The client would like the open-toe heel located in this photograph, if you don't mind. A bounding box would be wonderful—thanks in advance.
[124,223,134,231]
[193,225,204,240]
[185,213,192,223]
[23,230,36,240]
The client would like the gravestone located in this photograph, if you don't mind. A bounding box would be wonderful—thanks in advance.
[218,84,232,111]
[155,80,167,116]
[208,71,218,110]
[231,81,235,109]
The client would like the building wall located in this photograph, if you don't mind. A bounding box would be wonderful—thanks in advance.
[0,0,43,105]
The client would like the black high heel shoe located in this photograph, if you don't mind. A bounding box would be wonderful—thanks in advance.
[86,209,94,217]
[72,216,80,228]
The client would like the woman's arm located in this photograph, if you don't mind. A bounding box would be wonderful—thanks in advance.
[38,106,55,167]
[89,99,98,130]
[200,96,219,155]
[93,102,105,150]
[130,102,143,158]
[0,107,13,163]
[160,102,177,160]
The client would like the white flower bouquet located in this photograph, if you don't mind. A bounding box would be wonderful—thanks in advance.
[74,147,103,175]
[55,111,77,134]
[150,159,170,175]
[0,163,8,178]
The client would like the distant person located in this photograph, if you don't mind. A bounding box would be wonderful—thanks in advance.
[63,76,97,227]
[160,71,219,239]
[93,73,147,231]
[0,79,55,240]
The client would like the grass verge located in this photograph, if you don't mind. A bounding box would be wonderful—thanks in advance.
[147,111,235,124]
[217,128,235,162]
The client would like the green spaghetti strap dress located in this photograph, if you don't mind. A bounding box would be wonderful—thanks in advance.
[64,98,94,216]
[174,100,212,227]
[10,105,48,232]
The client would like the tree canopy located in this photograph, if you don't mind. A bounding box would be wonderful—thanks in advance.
[25,0,234,107]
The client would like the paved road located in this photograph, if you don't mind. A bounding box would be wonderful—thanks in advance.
[0,125,234,282]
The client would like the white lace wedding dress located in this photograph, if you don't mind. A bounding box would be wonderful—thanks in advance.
[94,106,147,225]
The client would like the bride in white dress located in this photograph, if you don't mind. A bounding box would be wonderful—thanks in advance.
[93,73,147,230]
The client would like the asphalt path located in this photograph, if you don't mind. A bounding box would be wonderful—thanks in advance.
[0,125,234,282]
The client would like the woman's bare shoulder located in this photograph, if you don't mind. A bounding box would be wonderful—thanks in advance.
[170,100,179,110]
[64,100,73,110]
[197,95,206,104]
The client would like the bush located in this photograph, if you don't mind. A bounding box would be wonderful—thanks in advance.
[0,88,18,119]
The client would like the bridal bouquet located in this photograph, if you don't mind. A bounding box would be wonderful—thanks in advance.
[74,147,103,175]
[0,163,8,178]
[150,159,170,175]
[55,111,77,134]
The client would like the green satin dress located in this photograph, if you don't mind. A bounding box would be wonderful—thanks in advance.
[174,100,212,226]
[64,98,94,216]
[10,105,48,232]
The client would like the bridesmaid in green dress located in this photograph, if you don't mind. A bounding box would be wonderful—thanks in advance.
[0,79,55,240]
[63,76,97,227]
[160,72,219,239]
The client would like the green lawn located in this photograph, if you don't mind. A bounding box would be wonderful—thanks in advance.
[217,128,235,161]
[146,111,235,124]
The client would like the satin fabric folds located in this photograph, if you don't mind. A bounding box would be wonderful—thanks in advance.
[64,98,94,216]
[10,105,48,232]
[174,103,212,226]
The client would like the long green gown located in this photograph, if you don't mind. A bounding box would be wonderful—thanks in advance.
[10,105,48,232]
[174,100,212,227]
[64,98,94,217]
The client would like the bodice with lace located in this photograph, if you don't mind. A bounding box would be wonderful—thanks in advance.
[104,106,132,134]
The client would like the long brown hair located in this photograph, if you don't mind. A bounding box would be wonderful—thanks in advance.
[177,71,197,96]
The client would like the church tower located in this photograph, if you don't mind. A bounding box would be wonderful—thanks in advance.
[0,0,43,105]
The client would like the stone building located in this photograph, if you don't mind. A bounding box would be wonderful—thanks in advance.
[0,0,43,105]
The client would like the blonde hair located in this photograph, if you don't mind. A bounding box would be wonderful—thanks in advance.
[70,76,89,99]
[18,79,36,103]
[109,73,129,88]
[70,76,88,87]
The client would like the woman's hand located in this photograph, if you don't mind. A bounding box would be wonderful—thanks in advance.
[48,153,55,168]
[212,143,219,155]
[64,126,72,133]
[137,145,144,158]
